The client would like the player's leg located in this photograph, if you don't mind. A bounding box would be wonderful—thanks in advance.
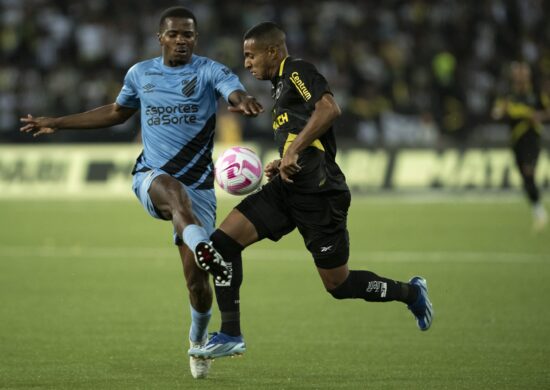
[314,243,433,331]
[148,173,231,282]
[296,190,433,330]
[132,169,222,377]
[514,139,547,229]
[189,178,295,359]
[188,210,255,359]
[178,245,212,378]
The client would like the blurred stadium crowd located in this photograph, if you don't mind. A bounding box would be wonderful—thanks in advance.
[1,0,550,146]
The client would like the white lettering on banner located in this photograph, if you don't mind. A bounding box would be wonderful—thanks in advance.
[0,159,68,183]
[0,145,140,198]
[392,149,536,190]
[336,149,388,190]
[0,145,548,198]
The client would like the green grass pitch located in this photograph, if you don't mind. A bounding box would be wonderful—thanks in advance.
[1,196,549,389]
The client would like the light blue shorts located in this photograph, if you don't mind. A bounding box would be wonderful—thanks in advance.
[132,169,217,243]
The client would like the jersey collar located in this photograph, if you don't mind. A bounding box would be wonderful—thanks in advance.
[278,56,289,77]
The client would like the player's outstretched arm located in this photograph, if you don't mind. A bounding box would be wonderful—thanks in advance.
[227,90,264,117]
[491,98,508,120]
[20,103,137,137]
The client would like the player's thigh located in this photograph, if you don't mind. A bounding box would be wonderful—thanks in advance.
[291,190,351,269]
[219,208,261,247]
[148,174,192,218]
[132,169,171,220]
[234,177,296,243]
[316,263,350,290]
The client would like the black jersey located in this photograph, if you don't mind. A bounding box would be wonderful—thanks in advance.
[270,56,348,193]
[502,90,550,144]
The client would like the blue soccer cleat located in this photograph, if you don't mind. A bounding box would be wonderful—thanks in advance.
[188,332,246,359]
[193,242,232,284]
[407,276,433,331]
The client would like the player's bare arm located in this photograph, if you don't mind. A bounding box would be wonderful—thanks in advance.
[279,93,341,183]
[491,98,508,120]
[20,103,137,137]
[531,98,550,123]
[227,90,264,117]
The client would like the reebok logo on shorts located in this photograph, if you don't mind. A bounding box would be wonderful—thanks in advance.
[320,245,333,253]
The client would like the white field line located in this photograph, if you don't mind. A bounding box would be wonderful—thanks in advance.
[0,245,547,263]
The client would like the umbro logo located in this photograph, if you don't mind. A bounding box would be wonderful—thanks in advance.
[320,245,333,253]
[142,83,155,92]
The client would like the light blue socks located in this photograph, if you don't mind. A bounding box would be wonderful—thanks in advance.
[189,306,211,343]
[182,224,209,252]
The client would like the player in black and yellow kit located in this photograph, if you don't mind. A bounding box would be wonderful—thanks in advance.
[188,22,433,360]
[492,61,550,230]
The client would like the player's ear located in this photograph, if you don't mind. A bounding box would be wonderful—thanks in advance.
[267,45,277,59]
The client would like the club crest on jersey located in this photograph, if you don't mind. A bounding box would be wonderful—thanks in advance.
[273,80,283,101]
[182,76,197,97]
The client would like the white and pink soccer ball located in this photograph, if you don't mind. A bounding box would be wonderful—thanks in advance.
[214,146,263,195]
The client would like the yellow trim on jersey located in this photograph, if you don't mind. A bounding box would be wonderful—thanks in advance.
[542,92,550,109]
[278,56,288,77]
[282,132,325,156]
[506,101,534,119]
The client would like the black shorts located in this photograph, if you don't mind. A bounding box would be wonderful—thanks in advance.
[513,131,540,168]
[235,175,351,269]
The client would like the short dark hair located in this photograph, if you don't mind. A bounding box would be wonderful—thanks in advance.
[159,6,197,32]
[244,21,285,42]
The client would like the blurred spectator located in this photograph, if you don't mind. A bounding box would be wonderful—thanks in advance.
[1,0,549,147]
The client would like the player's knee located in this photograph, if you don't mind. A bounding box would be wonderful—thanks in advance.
[211,229,244,287]
[328,286,348,300]
[211,229,243,258]
[327,274,353,300]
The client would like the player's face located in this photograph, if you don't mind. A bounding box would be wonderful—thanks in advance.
[158,17,197,66]
[243,39,276,80]
[511,63,531,92]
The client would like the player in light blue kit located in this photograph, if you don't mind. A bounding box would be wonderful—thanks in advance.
[20,6,263,379]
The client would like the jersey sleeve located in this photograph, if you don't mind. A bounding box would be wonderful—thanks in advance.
[286,59,332,110]
[115,65,141,109]
[210,61,246,102]
[541,92,550,110]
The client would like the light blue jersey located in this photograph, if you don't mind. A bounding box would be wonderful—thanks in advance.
[116,54,245,189]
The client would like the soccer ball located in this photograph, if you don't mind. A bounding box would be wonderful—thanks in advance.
[214,146,263,195]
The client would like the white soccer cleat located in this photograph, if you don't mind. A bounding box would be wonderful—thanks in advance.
[189,339,212,379]
[532,203,548,232]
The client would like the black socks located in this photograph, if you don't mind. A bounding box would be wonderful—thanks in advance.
[328,270,418,305]
[211,229,244,337]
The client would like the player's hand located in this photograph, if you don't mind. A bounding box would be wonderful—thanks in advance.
[279,152,301,183]
[20,114,58,137]
[531,111,544,124]
[227,95,264,117]
[491,101,508,120]
[264,159,281,181]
